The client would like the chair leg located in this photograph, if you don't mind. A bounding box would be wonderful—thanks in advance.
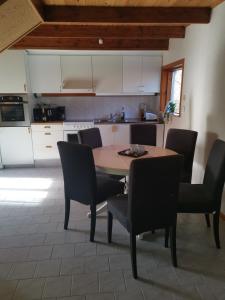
[213,212,220,249]
[205,214,211,228]
[64,196,70,230]
[170,225,177,267]
[130,232,137,279]
[90,205,96,242]
[107,211,113,243]
[165,227,170,248]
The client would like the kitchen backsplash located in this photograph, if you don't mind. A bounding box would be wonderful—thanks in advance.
[32,95,159,120]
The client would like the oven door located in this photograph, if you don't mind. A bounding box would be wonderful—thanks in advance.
[0,102,30,127]
[63,130,80,144]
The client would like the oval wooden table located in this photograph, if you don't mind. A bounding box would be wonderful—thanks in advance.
[93,144,177,176]
[91,144,177,220]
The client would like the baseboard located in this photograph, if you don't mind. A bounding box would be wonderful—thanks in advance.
[220,212,225,221]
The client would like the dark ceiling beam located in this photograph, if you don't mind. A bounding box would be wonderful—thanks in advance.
[43,6,211,24]
[30,0,44,18]
[28,24,185,39]
[12,37,169,50]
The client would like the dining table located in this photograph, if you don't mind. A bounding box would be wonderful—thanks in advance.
[91,144,177,216]
[93,144,177,176]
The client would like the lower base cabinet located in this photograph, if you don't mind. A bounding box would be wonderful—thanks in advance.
[95,123,164,147]
[0,127,34,166]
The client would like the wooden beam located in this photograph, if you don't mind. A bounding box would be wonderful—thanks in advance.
[12,37,169,50]
[43,6,211,24]
[28,24,185,39]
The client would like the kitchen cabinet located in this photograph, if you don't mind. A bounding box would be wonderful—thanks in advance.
[0,50,27,93]
[95,123,164,147]
[95,124,115,146]
[0,127,33,165]
[92,56,122,94]
[31,123,63,160]
[123,56,162,94]
[28,55,61,93]
[61,56,93,93]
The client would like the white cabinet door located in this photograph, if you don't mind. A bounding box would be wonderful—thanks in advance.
[156,124,165,147]
[92,56,122,94]
[0,50,27,93]
[61,56,93,92]
[28,55,61,93]
[114,124,130,145]
[0,127,33,165]
[123,56,142,93]
[95,125,114,146]
[142,56,162,93]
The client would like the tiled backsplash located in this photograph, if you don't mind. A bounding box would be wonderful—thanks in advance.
[33,95,159,120]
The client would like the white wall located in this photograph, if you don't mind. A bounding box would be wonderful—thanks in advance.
[163,2,225,213]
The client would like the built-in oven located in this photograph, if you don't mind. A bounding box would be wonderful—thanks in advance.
[63,130,80,144]
[0,95,30,127]
[63,121,95,144]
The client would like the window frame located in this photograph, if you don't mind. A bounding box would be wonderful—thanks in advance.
[160,59,185,117]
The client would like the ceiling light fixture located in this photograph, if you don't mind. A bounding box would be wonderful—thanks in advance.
[98,38,103,45]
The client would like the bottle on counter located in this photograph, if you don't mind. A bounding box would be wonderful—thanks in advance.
[121,107,125,121]
[139,103,147,121]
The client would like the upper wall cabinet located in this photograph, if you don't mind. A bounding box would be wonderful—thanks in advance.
[123,56,162,94]
[28,55,61,93]
[0,50,27,93]
[61,56,93,93]
[92,56,122,94]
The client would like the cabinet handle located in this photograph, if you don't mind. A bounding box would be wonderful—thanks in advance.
[45,145,52,148]
[44,126,51,129]
[24,84,27,92]
[28,127,31,134]
[44,132,51,135]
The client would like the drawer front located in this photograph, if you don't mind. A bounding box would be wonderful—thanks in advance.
[31,124,63,132]
[32,131,63,145]
[33,144,59,160]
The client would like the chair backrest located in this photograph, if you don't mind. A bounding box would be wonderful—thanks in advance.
[57,141,97,205]
[130,124,156,146]
[128,155,183,234]
[203,139,225,208]
[165,128,198,183]
[78,127,102,149]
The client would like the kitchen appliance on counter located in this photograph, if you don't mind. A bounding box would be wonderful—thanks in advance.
[0,95,30,127]
[33,106,65,122]
[63,121,94,144]
[145,112,158,121]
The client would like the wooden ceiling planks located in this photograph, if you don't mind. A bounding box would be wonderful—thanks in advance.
[42,0,224,8]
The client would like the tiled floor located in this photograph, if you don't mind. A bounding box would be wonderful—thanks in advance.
[0,167,225,300]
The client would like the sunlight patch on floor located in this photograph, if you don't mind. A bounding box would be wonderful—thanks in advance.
[0,177,53,206]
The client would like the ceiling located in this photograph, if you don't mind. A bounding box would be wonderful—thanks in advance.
[9,0,224,51]
[42,0,223,8]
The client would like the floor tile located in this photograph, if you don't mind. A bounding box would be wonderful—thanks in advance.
[52,244,75,259]
[99,271,126,293]
[27,245,53,261]
[13,278,45,300]
[0,279,18,300]
[35,259,61,278]
[9,262,37,280]
[71,273,99,295]
[43,276,72,298]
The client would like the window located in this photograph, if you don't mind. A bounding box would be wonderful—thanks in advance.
[160,59,184,116]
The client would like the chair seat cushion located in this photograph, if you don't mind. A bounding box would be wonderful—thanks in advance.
[107,194,129,230]
[178,183,213,213]
[96,175,125,204]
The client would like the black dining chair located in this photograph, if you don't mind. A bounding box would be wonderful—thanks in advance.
[173,139,225,249]
[57,141,124,242]
[78,127,124,181]
[107,155,183,279]
[165,128,198,183]
[130,124,157,146]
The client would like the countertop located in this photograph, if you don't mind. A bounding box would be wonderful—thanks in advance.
[31,119,164,125]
